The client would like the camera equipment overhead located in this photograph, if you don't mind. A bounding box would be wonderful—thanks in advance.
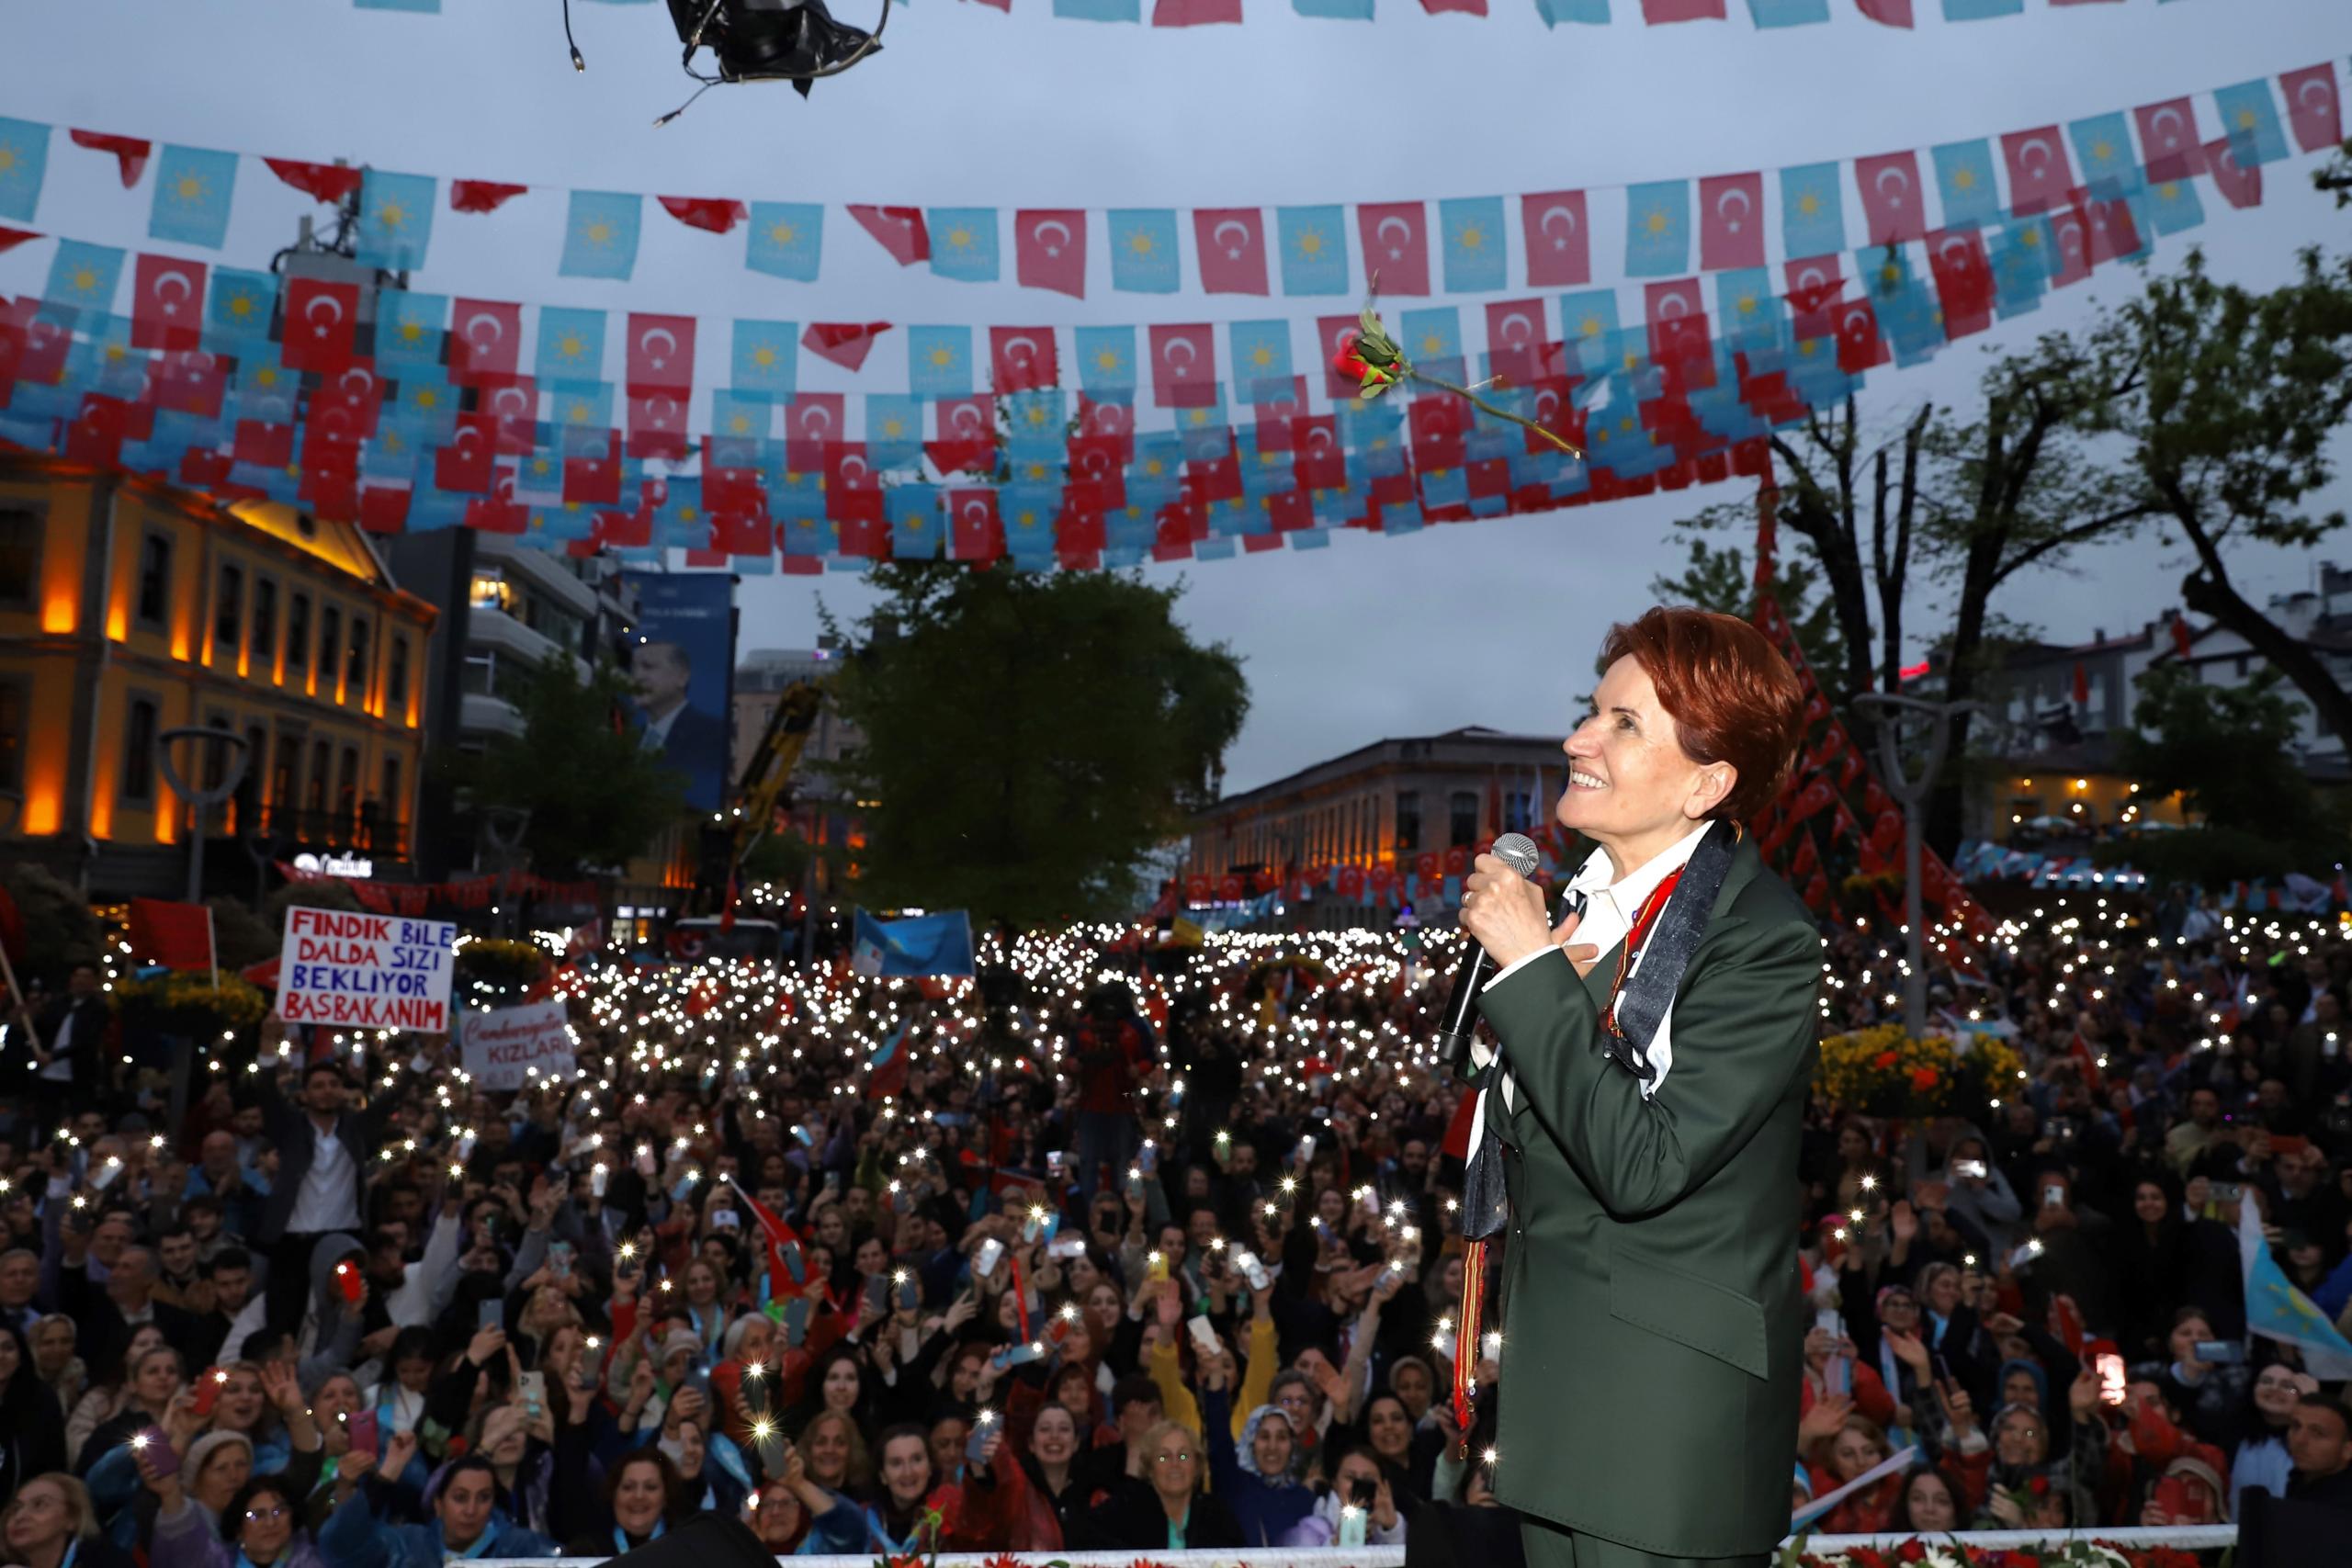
[560,0,888,119]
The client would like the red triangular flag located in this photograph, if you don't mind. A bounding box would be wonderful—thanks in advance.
[658,197,749,235]
[1854,0,1913,23]
[0,227,40,257]
[848,205,929,265]
[2170,615,2194,659]
[70,130,152,187]
[800,321,892,372]
[128,898,214,971]
[264,159,364,205]
[449,180,529,214]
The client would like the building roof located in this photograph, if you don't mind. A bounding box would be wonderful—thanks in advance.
[1204,725,1562,815]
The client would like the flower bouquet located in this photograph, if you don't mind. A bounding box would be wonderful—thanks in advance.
[1815,1022,2026,1120]
[1334,288,1583,458]
[112,972,268,1036]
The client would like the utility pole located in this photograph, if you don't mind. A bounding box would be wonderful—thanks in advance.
[1851,693,1983,1042]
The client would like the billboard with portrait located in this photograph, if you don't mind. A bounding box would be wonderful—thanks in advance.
[622,571,736,811]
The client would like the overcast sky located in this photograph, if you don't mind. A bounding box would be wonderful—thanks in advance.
[6,0,2348,793]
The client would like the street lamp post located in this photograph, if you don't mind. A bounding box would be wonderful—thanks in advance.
[481,807,533,942]
[1850,694,1984,1043]
[157,728,251,907]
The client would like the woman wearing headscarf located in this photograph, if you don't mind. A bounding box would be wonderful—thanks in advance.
[1197,1348,1311,1546]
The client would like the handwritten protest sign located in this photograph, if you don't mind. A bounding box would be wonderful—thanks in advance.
[276,908,456,1032]
[460,999,578,1091]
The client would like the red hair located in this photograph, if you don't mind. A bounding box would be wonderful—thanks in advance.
[1598,606,1804,823]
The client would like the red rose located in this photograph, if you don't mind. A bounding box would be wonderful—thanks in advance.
[2028,1473,2050,1495]
[1911,1066,1940,1091]
[1894,1541,1928,1564]
[1873,1050,1900,1070]
[1331,334,1370,380]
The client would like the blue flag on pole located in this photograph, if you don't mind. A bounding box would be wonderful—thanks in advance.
[2239,1199,2352,1378]
[851,909,975,977]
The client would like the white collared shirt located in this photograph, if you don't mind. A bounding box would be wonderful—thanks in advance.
[1474,818,1715,1112]
[287,1111,360,1234]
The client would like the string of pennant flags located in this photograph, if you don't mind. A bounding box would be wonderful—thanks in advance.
[354,0,2203,28]
[0,73,2332,576]
[0,60,2334,304]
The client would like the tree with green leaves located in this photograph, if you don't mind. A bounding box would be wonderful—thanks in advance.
[1647,532,1851,707]
[441,653,686,880]
[822,563,1248,930]
[2076,248,2352,757]
[2102,661,2343,882]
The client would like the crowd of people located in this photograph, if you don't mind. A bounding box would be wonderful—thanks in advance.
[0,890,2347,1568]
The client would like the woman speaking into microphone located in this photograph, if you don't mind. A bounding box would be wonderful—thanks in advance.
[1456,605,1819,1568]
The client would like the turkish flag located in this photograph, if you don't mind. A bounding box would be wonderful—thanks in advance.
[435,415,497,493]
[1645,278,1711,371]
[625,313,695,398]
[1854,0,1912,22]
[70,130,151,186]
[1077,394,1133,441]
[848,205,929,265]
[358,486,411,536]
[785,392,846,447]
[948,489,1003,561]
[264,159,363,205]
[311,360,385,443]
[281,277,359,374]
[800,321,890,371]
[929,394,996,474]
[1853,152,1927,246]
[2281,63,2344,154]
[449,299,523,386]
[1927,228,1994,338]
[466,481,528,536]
[1358,202,1430,295]
[658,196,747,234]
[1066,441,1127,512]
[150,351,227,418]
[1699,173,1767,271]
[63,396,129,468]
[1484,299,1549,384]
[825,441,876,495]
[989,327,1058,393]
[477,376,537,453]
[627,394,690,461]
[1783,254,1845,334]
[1293,415,1344,490]
[2000,128,2075,216]
[130,254,208,352]
[449,180,528,213]
[1833,299,1886,374]
[1013,209,1086,298]
[601,502,653,548]
[2082,194,2142,266]
[1641,0,1723,17]
[1153,0,1240,24]
[2133,98,2205,185]
[1521,190,1589,288]
[232,419,292,470]
[130,898,215,971]
[1193,209,1270,295]
[563,434,623,505]
[713,513,773,557]
[1248,377,1308,434]
[2203,137,2264,210]
[2045,203,2095,287]
[1148,323,1216,409]
[1408,398,1464,469]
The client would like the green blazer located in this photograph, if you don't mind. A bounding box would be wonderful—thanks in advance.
[1474,833,1822,1559]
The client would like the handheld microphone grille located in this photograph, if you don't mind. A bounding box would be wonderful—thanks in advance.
[1491,833,1540,879]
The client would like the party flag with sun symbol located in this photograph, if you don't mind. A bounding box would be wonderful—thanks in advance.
[745,201,822,281]
[924,208,999,284]
[355,170,435,272]
[731,320,798,398]
[44,240,123,315]
[148,146,238,249]
[0,118,51,224]
[907,325,974,398]
[561,191,643,281]
[1106,209,1178,294]
[535,306,608,385]
[1623,180,1690,277]
[1277,205,1349,296]
[1439,197,1506,294]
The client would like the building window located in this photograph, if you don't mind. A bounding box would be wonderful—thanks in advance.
[2234,655,2250,678]
[237,723,266,830]
[1449,791,1479,849]
[337,746,359,829]
[1503,790,1533,834]
[271,733,299,820]
[0,677,26,792]
[470,572,514,614]
[462,649,497,696]
[0,507,41,610]
[122,696,159,804]
[388,635,410,713]
[304,739,329,813]
[1393,791,1419,853]
[380,754,402,819]
[200,715,234,793]
[213,564,243,660]
[346,616,370,700]
[318,606,342,694]
[252,579,277,675]
[135,532,173,629]
[288,593,311,682]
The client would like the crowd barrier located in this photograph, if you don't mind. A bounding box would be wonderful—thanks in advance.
[470,1535,2242,1568]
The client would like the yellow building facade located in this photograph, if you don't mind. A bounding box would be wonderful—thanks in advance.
[0,451,435,897]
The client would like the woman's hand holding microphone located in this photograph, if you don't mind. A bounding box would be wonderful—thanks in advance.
[1462,853,1600,977]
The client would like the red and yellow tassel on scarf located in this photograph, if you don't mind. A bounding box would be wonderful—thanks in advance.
[1453,1237,1489,1437]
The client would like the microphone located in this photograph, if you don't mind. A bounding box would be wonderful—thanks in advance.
[1435,832,1541,1069]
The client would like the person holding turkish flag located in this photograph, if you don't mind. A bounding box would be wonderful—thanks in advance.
[1457,605,1817,1568]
